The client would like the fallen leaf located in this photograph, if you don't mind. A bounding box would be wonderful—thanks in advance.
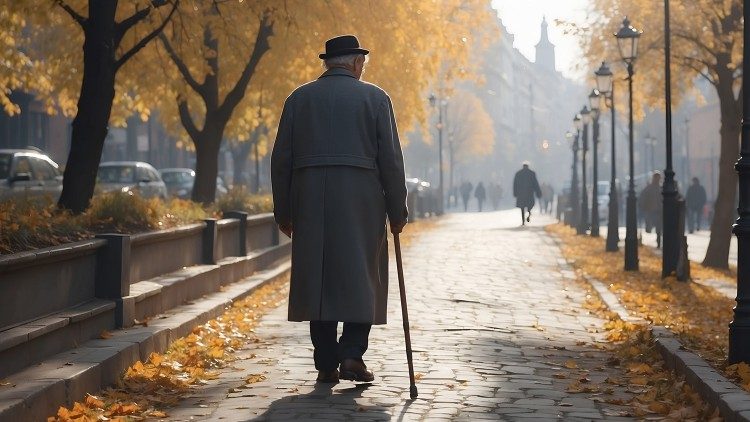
[564,360,578,369]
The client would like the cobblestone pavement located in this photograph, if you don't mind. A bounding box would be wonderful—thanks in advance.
[166,210,637,421]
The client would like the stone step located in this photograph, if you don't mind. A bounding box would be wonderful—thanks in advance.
[0,260,291,422]
[0,300,116,380]
[124,242,291,327]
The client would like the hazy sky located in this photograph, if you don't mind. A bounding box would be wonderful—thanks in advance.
[491,0,591,81]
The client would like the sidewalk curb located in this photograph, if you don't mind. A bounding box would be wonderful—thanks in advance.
[0,261,291,422]
[580,271,750,422]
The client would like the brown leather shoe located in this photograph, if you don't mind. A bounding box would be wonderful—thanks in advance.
[340,359,375,382]
[316,369,339,383]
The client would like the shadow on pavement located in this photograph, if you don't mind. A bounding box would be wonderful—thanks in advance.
[249,382,390,421]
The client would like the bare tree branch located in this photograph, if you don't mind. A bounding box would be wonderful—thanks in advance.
[55,0,86,28]
[159,33,205,95]
[218,14,274,120]
[114,0,179,71]
[178,98,201,140]
[115,7,151,47]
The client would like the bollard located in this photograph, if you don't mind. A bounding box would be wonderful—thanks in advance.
[95,234,132,327]
[203,219,218,264]
[225,211,248,256]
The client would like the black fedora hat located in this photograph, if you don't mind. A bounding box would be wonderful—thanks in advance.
[319,35,369,59]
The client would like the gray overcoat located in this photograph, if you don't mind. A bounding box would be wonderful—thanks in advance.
[271,68,408,325]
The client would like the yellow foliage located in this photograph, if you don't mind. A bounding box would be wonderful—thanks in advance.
[443,89,496,164]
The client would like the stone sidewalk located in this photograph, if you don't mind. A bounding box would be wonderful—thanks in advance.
[165,210,637,421]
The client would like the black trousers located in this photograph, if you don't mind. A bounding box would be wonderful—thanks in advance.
[309,321,371,371]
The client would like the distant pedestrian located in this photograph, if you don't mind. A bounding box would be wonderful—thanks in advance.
[271,35,408,384]
[475,182,486,212]
[460,181,473,212]
[639,172,663,247]
[489,182,503,210]
[541,183,554,214]
[513,163,542,225]
[686,177,707,233]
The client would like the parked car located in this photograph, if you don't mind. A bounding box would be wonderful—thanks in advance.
[159,168,229,200]
[0,148,63,202]
[97,161,167,199]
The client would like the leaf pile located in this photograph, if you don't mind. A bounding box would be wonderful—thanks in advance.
[548,224,725,420]
[47,276,289,421]
[547,224,734,367]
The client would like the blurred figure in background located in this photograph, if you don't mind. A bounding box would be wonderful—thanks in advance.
[686,177,707,233]
[540,183,554,215]
[489,182,503,210]
[460,181,473,212]
[639,172,663,247]
[475,182,486,212]
[513,163,542,225]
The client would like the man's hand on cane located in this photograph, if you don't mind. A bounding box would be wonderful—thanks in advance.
[390,220,407,234]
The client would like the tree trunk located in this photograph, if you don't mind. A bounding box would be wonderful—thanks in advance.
[58,1,118,213]
[703,68,741,268]
[191,132,221,204]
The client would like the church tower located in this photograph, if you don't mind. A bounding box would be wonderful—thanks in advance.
[535,16,556,72]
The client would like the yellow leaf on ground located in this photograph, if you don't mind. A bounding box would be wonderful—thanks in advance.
[99,330,112,339]
[648,401,670,414]
[245,374,267,384]
[84,394,104,409]
[564,360,578,369]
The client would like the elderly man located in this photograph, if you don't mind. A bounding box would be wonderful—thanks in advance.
[271,35,408,384]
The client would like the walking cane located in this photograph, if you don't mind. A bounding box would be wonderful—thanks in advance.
[394,233,418,399]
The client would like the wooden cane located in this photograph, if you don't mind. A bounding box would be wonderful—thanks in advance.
[394,233,418,399]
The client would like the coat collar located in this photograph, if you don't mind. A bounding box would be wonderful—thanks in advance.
[319,67,357,79]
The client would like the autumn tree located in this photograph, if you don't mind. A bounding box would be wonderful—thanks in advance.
[145,0,496,203]
[443,90,496,195]
[574,0,741,268]
[3,1,179,213]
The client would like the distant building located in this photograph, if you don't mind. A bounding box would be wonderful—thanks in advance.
[535,16,556,73]
[468,16,585,192]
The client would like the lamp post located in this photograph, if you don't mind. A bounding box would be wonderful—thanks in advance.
[728,0,750,364]
[661,0,680,278]
[429,93,446,215]
[571,116,583,229]
[578,106,591,235]
[596,61,620,251]
[615,16,642,271]
[589,89,603,237]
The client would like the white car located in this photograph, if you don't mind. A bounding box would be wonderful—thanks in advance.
[0,148,63,202]
[97,161,167,199]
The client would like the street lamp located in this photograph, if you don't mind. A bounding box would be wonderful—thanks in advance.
[615,16,642,271]
[570,115,582,229]
[596,61,620,251]
[589,89,602,237]
[728,0,750,364]
[661,0,680,277]
[578,105,591,235]
[429,93,446,215]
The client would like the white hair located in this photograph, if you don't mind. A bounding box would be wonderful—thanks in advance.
[323,53,367,70]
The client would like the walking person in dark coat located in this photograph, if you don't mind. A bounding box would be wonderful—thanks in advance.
[513,163,542,225]
[639,172,663,247]
[686,177,707,233]
[271,35,408,384]
[475,182,487,212]
[460,181,473,212]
